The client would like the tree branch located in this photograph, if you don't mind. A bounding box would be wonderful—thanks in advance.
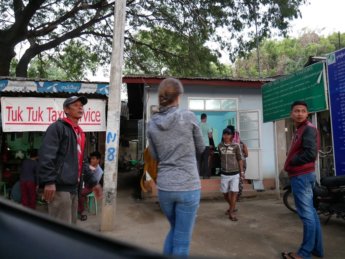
[8,0,45,42]
[82,31,113,39]
[29,0,114,38]
[127,36,182,58]
[23,11,114,61]
[13,0,24,20]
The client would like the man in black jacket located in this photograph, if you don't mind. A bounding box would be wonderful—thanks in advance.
[39,96,101,224]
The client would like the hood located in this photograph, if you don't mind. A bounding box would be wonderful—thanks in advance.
[151,106,179,130]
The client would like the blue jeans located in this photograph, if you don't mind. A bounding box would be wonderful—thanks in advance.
[290,172,324,259]
[158,189,200,256]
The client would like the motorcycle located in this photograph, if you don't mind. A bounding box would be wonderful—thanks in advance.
[283,175,345,223]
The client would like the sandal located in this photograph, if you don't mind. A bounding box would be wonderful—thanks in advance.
[229,213,238,221]
[80,214,88,221]
[225,208,238,215]
[281,252,302,259]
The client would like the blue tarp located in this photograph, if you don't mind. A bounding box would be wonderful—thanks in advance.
[0,79,109,95]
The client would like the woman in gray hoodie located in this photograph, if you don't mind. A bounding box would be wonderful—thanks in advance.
[147,78,205,256]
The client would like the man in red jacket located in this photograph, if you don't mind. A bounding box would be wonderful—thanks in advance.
[282,101,323,259]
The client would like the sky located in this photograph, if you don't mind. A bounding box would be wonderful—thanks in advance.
[288,0,345,36]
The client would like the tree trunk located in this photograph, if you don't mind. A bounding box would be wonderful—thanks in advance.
[0,45,16,76]
[16,48,38,78]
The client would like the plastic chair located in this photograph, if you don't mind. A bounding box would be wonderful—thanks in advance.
[0,181,8,198]
[87,192,97,215]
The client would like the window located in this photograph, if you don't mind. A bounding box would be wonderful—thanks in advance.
[205,100,220,110]
[188,98,237,111]
[239,111,260,149]
[189,99,204,110]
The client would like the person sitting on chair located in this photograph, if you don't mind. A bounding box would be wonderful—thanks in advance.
[78,151,103,221]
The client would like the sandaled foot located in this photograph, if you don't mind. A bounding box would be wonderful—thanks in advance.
[80,214,87,221]
[281,252,302,259]
[225,208,238,215]
[229,213,238,221]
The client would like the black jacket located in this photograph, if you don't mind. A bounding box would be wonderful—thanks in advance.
[38,119,97,193]
[284,120,319,177]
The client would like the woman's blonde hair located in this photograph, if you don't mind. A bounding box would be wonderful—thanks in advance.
[158,78,184,107]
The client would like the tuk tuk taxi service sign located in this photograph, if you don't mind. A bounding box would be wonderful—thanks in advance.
[1,97,106,132]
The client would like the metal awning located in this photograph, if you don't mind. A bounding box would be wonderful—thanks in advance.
[0,78,108,95]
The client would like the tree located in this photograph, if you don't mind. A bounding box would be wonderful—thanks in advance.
[44,40,99,80]
[327,32,345,50]
[125,27,231,77]
[233,32,339,77]
[10,40,99,80]
[0,0,307,78]
[1,0,113,77]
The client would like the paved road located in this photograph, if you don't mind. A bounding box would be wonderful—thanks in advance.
[78,172,345,259]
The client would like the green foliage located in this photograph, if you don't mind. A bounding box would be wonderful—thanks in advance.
[0,0,307,77]
[11,40,99,80]
[27,57,68,80]
[52,40,99,80]
[233,32,343,77]
[125,27,226,77]
[327,32,345,50]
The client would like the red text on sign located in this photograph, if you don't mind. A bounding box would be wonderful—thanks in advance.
[6,106,23,122]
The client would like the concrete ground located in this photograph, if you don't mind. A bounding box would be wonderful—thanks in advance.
[77,171,345,259]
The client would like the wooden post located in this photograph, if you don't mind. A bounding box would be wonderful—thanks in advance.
[100,0,127,232]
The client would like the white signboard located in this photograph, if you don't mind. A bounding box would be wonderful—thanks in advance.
[1,97,106,132]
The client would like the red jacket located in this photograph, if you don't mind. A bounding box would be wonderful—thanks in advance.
[284,120,319,177]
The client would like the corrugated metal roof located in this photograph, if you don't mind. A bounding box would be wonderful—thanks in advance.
[0,75,274,94]
[123,75,273,88]
[0,77,108,95]
[123,74,273,82]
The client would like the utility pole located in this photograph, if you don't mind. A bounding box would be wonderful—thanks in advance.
[100,0,127,232]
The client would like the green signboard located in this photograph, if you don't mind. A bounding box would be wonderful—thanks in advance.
[262,62,328,122]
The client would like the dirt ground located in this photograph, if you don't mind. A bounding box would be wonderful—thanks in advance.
[77,171,345,259]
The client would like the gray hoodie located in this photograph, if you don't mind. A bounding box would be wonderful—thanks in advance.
[147,106,205,191]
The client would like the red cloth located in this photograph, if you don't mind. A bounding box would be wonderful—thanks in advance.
[78,187,93,214]
[63,118,85,182]
[284,120,319,177]
[20,180,36,209]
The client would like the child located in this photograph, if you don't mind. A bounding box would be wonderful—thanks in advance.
[218,127,244,221]
[78,151,103,221]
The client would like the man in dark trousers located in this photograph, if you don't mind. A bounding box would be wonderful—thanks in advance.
[282,101,323,259]
[39,96,102,224]
[199,113,213,179]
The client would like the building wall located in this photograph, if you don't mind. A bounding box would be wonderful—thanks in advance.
[145,83,276,180]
